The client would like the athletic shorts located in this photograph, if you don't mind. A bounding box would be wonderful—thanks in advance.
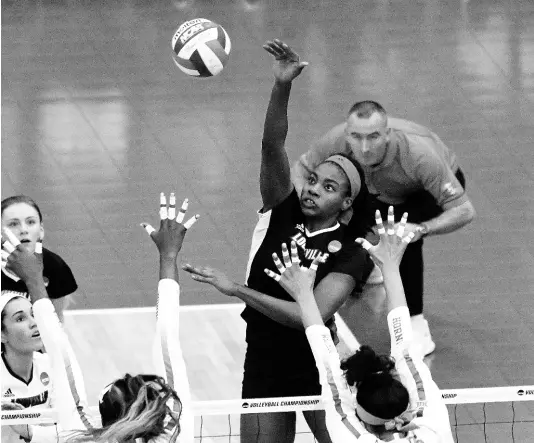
[241,334,323,399]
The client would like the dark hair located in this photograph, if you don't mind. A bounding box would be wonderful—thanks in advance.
[1,293,29,353]
[341,345,409,420]
[347,101,387,120]
[329,154,373,238]
[1,196,43,222]
[68,374,182,443]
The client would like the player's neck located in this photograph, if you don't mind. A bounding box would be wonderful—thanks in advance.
[4,349,34,383]
[305,214,339,233]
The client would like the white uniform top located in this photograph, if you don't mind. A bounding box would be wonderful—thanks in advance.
[305,306,454,443]
[1,351,61,443]
[28,279,193,443]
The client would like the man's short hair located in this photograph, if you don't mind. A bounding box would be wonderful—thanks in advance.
[347,101,387,119]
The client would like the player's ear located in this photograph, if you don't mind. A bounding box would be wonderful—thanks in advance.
[39,225,44,241]
[341,197,353,212]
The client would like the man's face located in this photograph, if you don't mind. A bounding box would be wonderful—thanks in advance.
[345,112,389,167]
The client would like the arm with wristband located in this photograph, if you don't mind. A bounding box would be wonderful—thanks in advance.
[356,208,455,442]
[263,243,374,442]
[141,193,199,443]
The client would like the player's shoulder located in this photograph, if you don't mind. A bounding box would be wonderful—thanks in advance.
[42,247,69,267]
[32,350,51,367]
[396,135,445,178]
[334,236,371,265]
[388,117,434,137]
[268,188,301,219]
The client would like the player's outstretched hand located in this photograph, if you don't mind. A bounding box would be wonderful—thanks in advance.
[182,264,235,297]
[263,39,308,84]
[264,241,324,304]
[141,193,199,260]
[355,207,414,269]
[2,227,44,285]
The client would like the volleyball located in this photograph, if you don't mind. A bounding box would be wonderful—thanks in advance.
[171,18,231,77]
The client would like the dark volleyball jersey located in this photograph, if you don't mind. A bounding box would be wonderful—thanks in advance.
[1,247,77,300]
[242,189,373,346]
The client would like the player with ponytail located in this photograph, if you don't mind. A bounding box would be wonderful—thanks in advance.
[265,207,454,442]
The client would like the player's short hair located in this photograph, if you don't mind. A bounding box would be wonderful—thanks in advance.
[347,101,387,120]
[1,195,43,222]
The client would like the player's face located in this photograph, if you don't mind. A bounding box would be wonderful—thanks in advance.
[300,162,352,219]
[1,203,43,253]
[345,112,389,167]
[1,298,42,353]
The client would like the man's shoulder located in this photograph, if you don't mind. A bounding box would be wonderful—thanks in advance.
[388,117,434,137]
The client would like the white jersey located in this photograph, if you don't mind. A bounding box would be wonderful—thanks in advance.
[1,351,61,443]
[305,306,454,443]
[30,279,193,443]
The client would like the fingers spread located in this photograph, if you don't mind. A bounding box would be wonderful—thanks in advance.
[387,206,395,235]
[375,210,386,235]
[264,268,281,282]
[272,252,285,274]
[309,256,321,272]
[403,231,415,244]
[355,237,373,251]
[168,193,176,220]
[290,241,300,265]
[281,243,291,268]
[141,223,156,236]
[176,198,189,224]
[183,214,199,230]
[396,212,408,238]
[159,193,168,220]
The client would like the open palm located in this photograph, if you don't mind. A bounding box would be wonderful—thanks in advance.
[263,39,308,83]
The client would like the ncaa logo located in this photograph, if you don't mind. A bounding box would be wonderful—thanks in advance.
[40,372,50,386]
[242,402,249,409]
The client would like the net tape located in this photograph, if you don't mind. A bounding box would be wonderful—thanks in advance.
[2,386,533,425]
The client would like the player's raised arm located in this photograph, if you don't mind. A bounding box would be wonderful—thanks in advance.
[260,39,308,212]
[2,228,92,440]
[141,193,199,443]
[265,243,369,442]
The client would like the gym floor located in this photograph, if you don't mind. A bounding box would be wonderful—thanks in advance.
[2,0,534,410]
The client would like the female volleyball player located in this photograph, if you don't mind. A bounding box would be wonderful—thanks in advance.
[1,287,78,443]
[2,195,78,322]
[265,207,455,442]
[1,193,198,443]
[183,40,374,443]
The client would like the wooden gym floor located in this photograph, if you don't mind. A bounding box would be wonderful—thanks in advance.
[2,0,534,421]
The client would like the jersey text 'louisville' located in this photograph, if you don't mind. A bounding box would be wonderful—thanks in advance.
[242,189,373,344]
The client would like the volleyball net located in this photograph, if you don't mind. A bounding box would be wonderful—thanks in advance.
[2,386,534,442]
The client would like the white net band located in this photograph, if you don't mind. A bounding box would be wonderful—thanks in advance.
[2,386,534,425]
